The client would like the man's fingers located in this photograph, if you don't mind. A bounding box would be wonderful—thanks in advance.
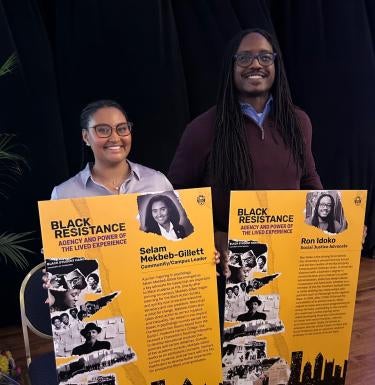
[213,250,221,265]
[362,225,367,245]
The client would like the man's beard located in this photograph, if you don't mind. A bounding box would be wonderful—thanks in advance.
[243,89,269,98]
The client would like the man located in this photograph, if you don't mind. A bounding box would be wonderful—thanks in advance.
[236,296,266,322]
[83,301,100,315]
[306,193,345,234]
[241,250,257,270]
[65,269,87,290]
[77,309,87,321]
[72,323,111,355]
[168,28,322,337]
[168,27,322,252]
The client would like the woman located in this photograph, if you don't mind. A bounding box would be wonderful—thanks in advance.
[45,99,172,302]
[51,316,63,332]
[49,288,81,312]
[52,99,172,199]
[86,273,101,293]
[44,99,219,295]
[256,255,267,272]
[144,194,186,240]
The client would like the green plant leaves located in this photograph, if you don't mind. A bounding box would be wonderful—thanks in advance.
[0,52,17,78]
[0,231,34,269]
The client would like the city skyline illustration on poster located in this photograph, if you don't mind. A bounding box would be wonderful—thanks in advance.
[223,189,367,385]
[38,187,222,385]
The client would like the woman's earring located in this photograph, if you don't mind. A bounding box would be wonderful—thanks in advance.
[85,142,91,147]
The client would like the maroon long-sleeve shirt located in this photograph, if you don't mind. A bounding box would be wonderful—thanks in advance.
[168,106,322,231]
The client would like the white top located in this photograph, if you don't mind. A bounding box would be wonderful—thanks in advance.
[51,160,173,199]
[158,222,179,241]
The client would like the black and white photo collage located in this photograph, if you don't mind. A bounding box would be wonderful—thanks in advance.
[223,240,289,385]
[62,373,118,385]
[46,257,136,385]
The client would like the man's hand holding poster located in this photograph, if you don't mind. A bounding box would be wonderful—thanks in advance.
[38,187,222,385]
[223,190,366,385]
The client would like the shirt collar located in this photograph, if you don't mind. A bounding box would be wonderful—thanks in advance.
[158,222,174,233]
[80,160,141,187]
[126,160,141,180]
[240,96,273,127]
[80,163,92,186]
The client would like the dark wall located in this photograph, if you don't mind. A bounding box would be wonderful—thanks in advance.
[0,0,374,326]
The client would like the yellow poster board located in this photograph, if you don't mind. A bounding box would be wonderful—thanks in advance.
[223,190,366,385]
[38,187,222,385]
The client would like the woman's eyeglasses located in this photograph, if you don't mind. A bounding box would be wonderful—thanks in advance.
[89,122,133,138]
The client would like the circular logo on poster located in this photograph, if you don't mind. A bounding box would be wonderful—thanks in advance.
[354,196,362,206]
[197,195,206,205]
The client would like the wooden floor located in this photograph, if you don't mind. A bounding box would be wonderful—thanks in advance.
[346,257,375,385]
[0,258,374,385]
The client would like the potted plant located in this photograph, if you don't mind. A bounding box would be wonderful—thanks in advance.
[0,53,33,269]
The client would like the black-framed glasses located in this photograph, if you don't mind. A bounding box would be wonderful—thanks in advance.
[318,203,332,209]
[89,122,133,138]
[234,52,277,67]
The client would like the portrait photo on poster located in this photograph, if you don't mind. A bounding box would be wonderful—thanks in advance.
[46,257,104,313]
[137,191,194,241]
[304,191,348,234]
[86,272,102,293]
[46,257,101,289]
[222,357,288,385]
[88,373,117,385]
[57,339,136,384]
[223,361,265,383]
[222,340,267,367]
[224,274,280,322]
[227,240,268,283]
[54,316,136,359]
[224,318,285,344]
[224,293,283,333]
[51,301,119,357]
